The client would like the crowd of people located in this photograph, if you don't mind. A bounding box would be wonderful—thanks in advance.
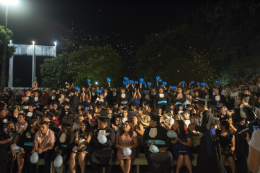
[1,77,260,173]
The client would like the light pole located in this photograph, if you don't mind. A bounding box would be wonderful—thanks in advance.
[0,0,18,89]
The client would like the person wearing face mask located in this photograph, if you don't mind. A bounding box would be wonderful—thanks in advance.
[51,118,74,173]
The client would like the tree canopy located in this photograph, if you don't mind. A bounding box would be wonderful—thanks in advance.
[40,44,123,88]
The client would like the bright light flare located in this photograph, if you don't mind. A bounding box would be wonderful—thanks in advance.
[0,0,19,5]
[54,42,57,46]
[95,82,98,85]
[32,41,35,45]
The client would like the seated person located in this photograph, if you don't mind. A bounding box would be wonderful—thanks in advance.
[17,119,38,173]
[70,120,92,173]
[15,113,28,134]
[171,120,192,173]
[89,115,115,173]
[115,121,138,173]
[30,121,55,173]
[51,118,74,173]
[143,114,172,173]
[160,111,174,130]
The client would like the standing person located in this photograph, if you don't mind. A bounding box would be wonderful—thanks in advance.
[171,120,192,173]
[30,121,55,173]
[143,115,172,173]
[115,121,138,173]
[89,116,115,173]
[216,121,236,173]
[188,99,226,173]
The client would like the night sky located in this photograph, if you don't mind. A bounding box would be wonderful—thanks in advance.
[0,0,207,87]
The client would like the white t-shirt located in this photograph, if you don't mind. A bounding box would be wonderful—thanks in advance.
[249,130,260,173]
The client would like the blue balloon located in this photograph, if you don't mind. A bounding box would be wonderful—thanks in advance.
[54,155,63,168]
[147,82,152,87]
[143,90,146,94]
[150,145,159,153]
[124,77,129,81]
[123,81,128,86]
[181,81,186,85]
[156,76,161,80]
[182,103,186,107]
[139,78,144,83]
[97,89,102,94]
[201,82,207,87]
[143,81,146,85]
[12,146,20,153]
[191,81,195,84]
[75,86,79,91]
[158,78,163,83]
[162,81,167,86]
[123,148,132,156]
[87,78,91,83]
[30,152,39,164]
[171,86,176,90]
[167,130,178,138]
[135,81,139,85]
[107,77,111,83]
[131,80,134,85]
[197,82,200,86]
[98,135,107,144]
[216,80,221,84]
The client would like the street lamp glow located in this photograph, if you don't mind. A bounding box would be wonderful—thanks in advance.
[95,82,98,85]
[0,0,19,5]
[54,42,57,45]
[32,41,35,45]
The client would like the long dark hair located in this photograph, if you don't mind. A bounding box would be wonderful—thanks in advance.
[176,120,186,137]
[81,120,92,133]
[119,121,134,138]
[220,120,230,131]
